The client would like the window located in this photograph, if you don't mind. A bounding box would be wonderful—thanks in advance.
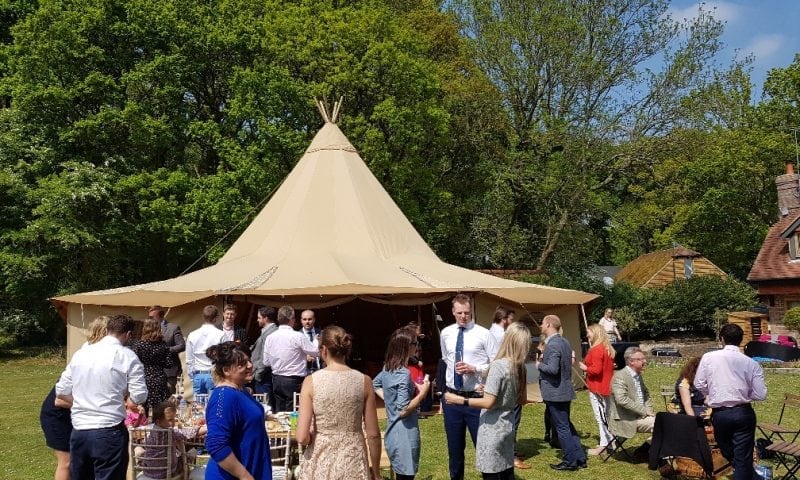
[684,258,694,279]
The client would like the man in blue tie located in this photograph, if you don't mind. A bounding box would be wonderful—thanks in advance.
[439,294,499,480]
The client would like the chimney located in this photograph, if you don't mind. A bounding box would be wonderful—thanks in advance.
[777,162,800,218]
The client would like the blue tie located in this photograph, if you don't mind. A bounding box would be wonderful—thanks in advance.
[454,326,465,390]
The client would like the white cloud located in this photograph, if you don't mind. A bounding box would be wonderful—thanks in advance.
[744,34,785,60]
[668,1,741,24]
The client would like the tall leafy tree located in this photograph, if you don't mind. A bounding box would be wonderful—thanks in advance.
[451,0,729,270]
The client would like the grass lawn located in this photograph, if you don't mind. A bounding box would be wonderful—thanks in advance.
[3,353,799,480]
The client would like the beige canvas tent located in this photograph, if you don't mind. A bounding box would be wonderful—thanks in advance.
[53,104,597,376]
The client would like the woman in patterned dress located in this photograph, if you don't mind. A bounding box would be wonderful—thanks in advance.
[132,318,172,414]
[444,322,531,480]
[296,325,381,480]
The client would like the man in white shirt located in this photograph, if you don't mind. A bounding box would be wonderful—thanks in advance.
[439,294,499,480]
[263,305,319,411]
[220,303,247,344]
[300,309,322,374]
[489,306,514,343]
[56,314,147,480]
[185,305,224,394]
[695,324,767,480]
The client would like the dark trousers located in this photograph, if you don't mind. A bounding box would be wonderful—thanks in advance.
[272,374,304,412]
[166,376,178,395]
[442,399,480,480]
[253,377,275,411]
[546,400,585,466]
[481,467,514,480]
[712,404,758,480]
[70,423,129,480]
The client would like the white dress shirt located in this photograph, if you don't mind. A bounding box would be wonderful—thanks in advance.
[185,323,223,373]
[263,325,319,377]
[694,345,767,408]
[302,328,321,371]
[439,321,499,392]
[56,335,147,429]
[489,323,505,344]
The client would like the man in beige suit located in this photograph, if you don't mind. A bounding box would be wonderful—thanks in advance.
[609,346,655,440]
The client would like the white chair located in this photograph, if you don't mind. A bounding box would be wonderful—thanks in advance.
[269,427,292,480]
[193,393,209,407]
[292,392,301,412]
[129,426,185,480]
[253,393,269,406]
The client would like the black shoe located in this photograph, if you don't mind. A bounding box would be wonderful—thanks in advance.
[577,459,587,469]
[544,434,551,442]
[549,462,578,471]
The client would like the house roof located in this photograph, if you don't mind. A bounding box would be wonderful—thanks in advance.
[615,246,704,287]
[52,118,597,309]
[748,215,800,282]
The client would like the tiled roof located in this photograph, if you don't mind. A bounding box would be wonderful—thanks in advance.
[748,215,800,281]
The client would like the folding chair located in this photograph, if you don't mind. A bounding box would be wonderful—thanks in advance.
[293,391,301,412]
[129,426,185,480]
[758,393,800,444]
[766,440,800,480]
[269,427,292,480]
[598,402,634,462]
[660,385,675,410]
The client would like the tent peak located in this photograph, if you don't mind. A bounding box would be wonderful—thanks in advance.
[316,97,344,124]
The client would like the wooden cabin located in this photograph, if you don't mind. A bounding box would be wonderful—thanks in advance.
[615,246,727,288]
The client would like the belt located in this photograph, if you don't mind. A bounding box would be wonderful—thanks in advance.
[712,403,751,411]
[193,370,211,374]
[273,374,305,380]
[445,387,483,398]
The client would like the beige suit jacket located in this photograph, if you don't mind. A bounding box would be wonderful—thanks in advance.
[609,367,652,439]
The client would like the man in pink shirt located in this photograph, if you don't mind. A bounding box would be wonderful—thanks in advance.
[695,324,767,480]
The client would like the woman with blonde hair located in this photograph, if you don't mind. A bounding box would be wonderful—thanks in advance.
[41,315,110,480]
[84,315,110,346]
[579,323,615,455]
[445,321,530,480]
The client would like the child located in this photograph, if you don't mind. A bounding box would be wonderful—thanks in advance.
[140,404,207,479]
[125,395,149,427]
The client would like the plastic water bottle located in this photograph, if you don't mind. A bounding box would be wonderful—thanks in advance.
[179,397,187,420]
[755,464,772,480]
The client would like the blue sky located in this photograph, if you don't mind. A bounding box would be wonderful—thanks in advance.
[669,1,800,98]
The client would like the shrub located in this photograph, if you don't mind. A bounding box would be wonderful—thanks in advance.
[784,307,800,332]
[0,308,46,348]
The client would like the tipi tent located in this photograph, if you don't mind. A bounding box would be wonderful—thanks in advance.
[53,103,597,369]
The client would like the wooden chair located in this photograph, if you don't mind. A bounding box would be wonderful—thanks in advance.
[758,393,800,443]
[269,427,292,480]
[766,440,800,480]
[129,426,185,480]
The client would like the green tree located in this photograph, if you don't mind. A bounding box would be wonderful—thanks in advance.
[0,0,504,344]
[451,0,731,270]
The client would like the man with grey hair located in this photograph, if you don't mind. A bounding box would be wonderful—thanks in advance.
[263,305,319,411]
[608,346,655,446]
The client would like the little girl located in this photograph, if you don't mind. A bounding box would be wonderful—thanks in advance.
[125,395,149,427]
[140,404,207,479]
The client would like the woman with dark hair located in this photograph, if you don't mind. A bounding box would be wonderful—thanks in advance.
[204,341,270,480]
[132,318,172,413]
[297,326,381,480]
[373,327,431,480]
[672,357,708,417]
[444,322,531,480]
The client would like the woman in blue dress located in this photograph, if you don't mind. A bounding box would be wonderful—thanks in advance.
[373,327,431,480]
[205,341,271,480]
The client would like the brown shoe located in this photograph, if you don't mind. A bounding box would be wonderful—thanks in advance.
[514,456,531,469]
